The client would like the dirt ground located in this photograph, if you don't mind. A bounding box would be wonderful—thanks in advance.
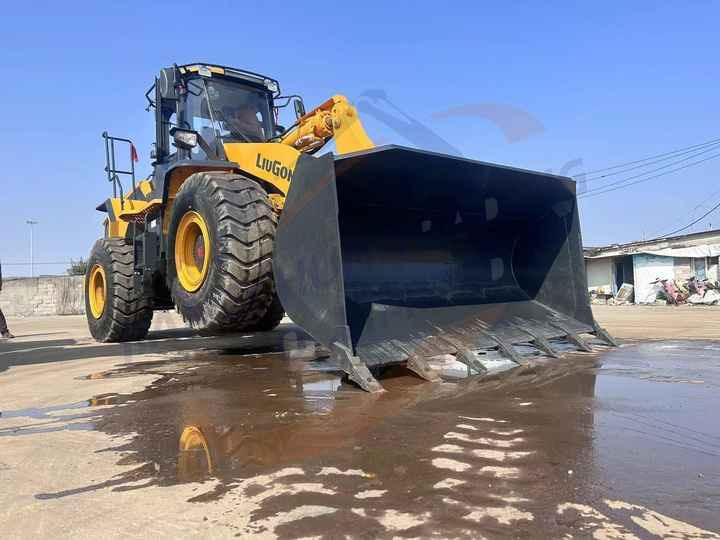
[0,307,718,539]
[593,304,720,340]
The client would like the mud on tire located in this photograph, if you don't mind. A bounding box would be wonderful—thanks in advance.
[85,238,153,342]
[168,171,277,333]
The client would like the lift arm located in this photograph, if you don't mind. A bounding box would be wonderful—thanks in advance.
[279,95,374,155]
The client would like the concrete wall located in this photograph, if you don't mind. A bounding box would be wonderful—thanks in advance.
[0,276,85,317]
[673,257,693,282]
[709,257,719,282]
[633,254,674,304]
[586,258,614,294]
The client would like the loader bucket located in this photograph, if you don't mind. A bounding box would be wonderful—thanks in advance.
[274,146,605,391]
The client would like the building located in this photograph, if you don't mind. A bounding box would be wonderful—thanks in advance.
[584,229,720,303]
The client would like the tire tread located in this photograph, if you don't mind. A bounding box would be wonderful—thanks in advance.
[171,172,277,332]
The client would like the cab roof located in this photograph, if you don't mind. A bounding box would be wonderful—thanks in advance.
[175,63,280,95]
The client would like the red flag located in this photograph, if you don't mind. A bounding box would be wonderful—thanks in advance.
[130,144,139,163]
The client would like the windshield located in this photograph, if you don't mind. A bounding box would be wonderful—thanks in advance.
[185,77,273,152]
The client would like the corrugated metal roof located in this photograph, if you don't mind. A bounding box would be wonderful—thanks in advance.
[584,228,720,259]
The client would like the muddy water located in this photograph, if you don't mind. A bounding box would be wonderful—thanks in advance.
[8,340,720,538]
[592,341,720,528]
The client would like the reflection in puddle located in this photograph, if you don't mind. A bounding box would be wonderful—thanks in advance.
[166,357,429,483]
[178,425,214,480]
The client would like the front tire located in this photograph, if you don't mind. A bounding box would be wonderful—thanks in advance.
[85,238,153,342]
[245,292,285,332]
[168,172,276,333]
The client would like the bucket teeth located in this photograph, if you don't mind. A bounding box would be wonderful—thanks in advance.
[331,342,385,393]
[531,334,560,358]
[550,322,593,352]
[592,322,619,347]
[482,332,524,365]
[456,349,486,375]
[406,355,442,382]
[515,326,560,358]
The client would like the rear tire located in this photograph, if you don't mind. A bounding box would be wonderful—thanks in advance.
[168,172,276,333]
[85,238,153,342]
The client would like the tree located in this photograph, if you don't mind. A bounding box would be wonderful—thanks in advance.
[67,258,88,276]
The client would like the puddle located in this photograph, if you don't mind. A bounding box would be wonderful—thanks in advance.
[0,400,89,420]
[19,352,429,485]
[0,394,126,437]
[4,339,718,536]
[591,341,720,528]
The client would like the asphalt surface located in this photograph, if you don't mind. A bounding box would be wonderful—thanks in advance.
[0,309,718,539]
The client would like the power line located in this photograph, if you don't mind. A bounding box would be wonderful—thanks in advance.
[657,199,720,239]
[582,136,720,176]
[649,186,720,238]
[584,141,720,182]
[580,153,720,198]
[579,152,720,199]
[581,145,720,195]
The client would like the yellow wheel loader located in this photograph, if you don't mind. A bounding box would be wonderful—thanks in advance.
[85,62,616,391]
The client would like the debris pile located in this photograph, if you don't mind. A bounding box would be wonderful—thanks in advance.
[590,283,634,305]
[590,278,720,306]
[648,277,720,305]
[589,290,613,304]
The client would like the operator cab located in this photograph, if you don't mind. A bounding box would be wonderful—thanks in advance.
[151,63,281,163]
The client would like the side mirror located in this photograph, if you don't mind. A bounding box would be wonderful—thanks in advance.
[293,98,306,119]
[158,68,179,100]
[170,127,198,150]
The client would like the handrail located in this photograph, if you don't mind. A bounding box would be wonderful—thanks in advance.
[102,132,137,207]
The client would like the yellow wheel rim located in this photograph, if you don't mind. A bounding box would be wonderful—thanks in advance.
[175,211,211,292]
[88,264,106,319]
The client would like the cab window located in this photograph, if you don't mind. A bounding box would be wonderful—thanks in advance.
[184,77,273,158]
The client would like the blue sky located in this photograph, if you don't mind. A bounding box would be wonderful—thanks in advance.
[1,1,718,276]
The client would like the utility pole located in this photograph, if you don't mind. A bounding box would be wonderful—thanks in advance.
[26,220,38,278]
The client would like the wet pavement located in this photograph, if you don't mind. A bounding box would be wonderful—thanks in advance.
[2,324,718,538]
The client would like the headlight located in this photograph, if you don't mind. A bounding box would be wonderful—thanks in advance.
[170,128,198,150]
[264,79,279,93]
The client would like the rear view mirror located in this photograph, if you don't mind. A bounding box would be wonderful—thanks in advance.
[293,98,306,119]
[158,68,179,100]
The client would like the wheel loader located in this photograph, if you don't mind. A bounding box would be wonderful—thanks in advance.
[85,62,615,392]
